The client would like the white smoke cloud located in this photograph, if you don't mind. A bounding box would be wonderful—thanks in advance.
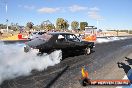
[0,43,62,84]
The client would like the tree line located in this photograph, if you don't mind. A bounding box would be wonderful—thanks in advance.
[0,23,20,31]
[26,18,88,31]
[23,18,88,30]
[0,18,88,31]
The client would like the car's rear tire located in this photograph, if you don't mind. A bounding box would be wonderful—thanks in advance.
[84,47,91,55]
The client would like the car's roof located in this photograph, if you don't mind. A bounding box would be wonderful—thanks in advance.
[48,32,73,35]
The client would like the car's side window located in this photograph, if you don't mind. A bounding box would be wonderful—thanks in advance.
[66,34,80,42]
[58,35,65,42]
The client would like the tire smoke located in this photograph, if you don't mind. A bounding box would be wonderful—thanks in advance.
[0,43,62,84]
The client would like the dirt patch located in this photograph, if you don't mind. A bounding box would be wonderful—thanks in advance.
[0,31,28,40]
[0,31,19,40]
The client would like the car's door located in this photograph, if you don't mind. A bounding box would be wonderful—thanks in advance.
[65,34,84,49]
[55,34,70,49]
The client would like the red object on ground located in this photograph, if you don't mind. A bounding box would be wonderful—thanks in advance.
[18,34,22,39]
[18,33,28,40]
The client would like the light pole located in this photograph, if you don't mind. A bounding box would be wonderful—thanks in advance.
[1,0,8,32]
[5,3,8,32]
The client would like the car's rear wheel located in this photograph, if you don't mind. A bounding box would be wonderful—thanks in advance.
[84,47,91,55]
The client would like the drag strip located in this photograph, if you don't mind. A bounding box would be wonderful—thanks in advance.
[1,38,132,88]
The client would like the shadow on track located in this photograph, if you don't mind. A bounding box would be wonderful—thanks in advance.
[62,50,95,60]
[117,60,132,83]
[117,62,131,75]
[125,57,132,65]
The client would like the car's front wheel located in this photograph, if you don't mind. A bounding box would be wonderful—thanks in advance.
[84,47,91,55]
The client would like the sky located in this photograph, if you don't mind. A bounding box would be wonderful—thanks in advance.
[0,0,132,29]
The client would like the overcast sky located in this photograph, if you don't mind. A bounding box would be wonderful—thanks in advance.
[0,0,132,29]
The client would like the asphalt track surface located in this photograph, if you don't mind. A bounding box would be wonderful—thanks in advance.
[1,38,132,88]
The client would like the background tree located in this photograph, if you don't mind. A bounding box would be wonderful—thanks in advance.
[71,21,79,30]
[26,22,34,31]
[63,20,69,30]
[0,24,6,29]
[45,24,55,31]
[33,25,41,31]
[40,23,44,30]
[10,23,19,31]
[41,20,54,31]
[80,22,88,30]
[56,18,69,30]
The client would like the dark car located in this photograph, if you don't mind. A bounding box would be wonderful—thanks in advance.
[24,32,95,55]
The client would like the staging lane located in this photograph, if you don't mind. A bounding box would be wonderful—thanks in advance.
[1,38,132,88]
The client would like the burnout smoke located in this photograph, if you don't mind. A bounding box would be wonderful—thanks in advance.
[0,43,62,84]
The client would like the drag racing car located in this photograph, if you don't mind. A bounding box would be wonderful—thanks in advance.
[24,32,95,55]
